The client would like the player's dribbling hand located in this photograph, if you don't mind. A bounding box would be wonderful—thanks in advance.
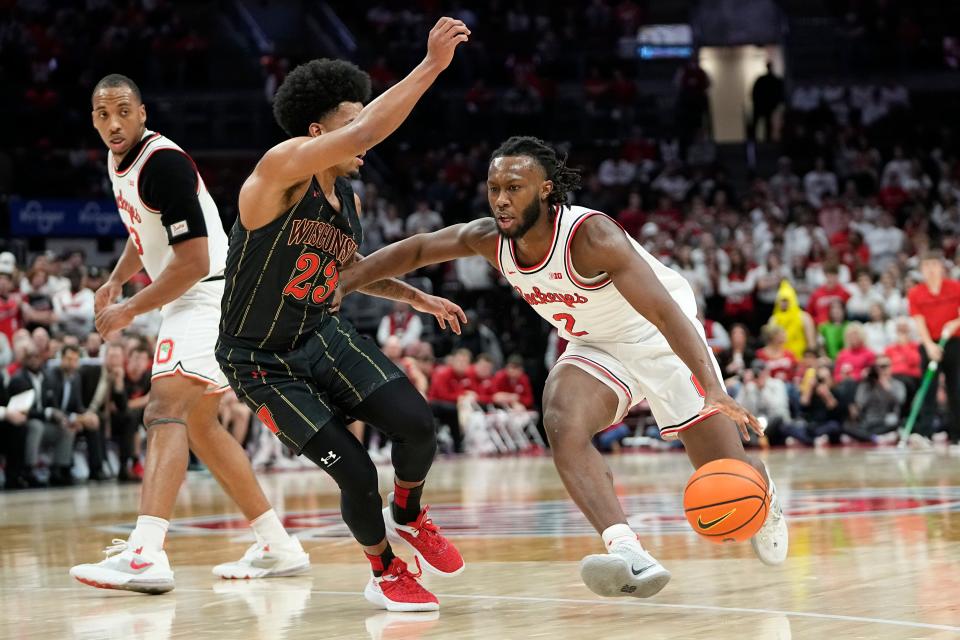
[95,302,134,338]
[424,17,470,71]
[94,279,122,314]
[412,293,468,334]
[702,390,764,442]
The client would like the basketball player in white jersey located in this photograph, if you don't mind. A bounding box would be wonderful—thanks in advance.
[70,75,309,594]
[335,136,788,598]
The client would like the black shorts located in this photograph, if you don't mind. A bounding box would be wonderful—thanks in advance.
[216,315,405,452]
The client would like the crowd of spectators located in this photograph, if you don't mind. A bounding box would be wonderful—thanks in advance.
[4,0,960,489]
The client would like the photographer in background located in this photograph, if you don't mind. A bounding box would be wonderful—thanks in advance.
[798,365,847,446]
[849,357,906,443]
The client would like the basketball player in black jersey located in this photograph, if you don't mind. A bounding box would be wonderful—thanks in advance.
[217,18,470,612]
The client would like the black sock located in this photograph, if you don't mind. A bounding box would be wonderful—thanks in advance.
[365,545,396,577]
[391,481,424,524]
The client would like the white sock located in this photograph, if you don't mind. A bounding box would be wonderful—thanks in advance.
[251,509,291,547]
[601,523,642,551]
[129,515,169,552]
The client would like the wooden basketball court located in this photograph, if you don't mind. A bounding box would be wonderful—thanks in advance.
[1,448,959,639]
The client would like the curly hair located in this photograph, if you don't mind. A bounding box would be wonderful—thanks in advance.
[490,136,582,206]
[272,59,372,137]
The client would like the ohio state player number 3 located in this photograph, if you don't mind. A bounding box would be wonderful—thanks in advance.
[553,312,588,337]
[283,252,339,304]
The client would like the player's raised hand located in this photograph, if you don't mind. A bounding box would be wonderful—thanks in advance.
[411,293,468,334]
[424,17,470,72]
[702,390,764,442]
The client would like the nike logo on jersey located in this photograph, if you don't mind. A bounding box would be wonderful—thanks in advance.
[697,509,736,530]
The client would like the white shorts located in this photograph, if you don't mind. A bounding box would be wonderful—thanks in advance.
[152,280,229,394]
[556,320,723,440]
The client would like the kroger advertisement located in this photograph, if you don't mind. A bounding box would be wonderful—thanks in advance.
[9,198,127,237]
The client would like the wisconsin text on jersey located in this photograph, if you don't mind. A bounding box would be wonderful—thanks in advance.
[288,219,358,264]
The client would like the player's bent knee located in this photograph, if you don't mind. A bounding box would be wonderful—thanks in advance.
[542,409,588,450]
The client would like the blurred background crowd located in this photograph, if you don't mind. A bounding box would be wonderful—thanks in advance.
[2,0,960,488]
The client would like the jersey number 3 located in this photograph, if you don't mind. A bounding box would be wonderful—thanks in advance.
[553,313,588,337]
[283,253,339,304]
[128,226,144,255]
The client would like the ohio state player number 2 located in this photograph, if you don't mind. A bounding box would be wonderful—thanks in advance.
[552,312,589,337]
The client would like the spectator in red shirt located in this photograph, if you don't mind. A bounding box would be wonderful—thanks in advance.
[617,191,645,239]
[491,354,535,409]
[885,317,922,393]
[428,348,474,453]
[808,263,851,325]
[383,336,428,398]
[467,353,497,405]
[907,250,960,444]
[755,325,798,381]
[834,323,876,383]
[0,253,22,348]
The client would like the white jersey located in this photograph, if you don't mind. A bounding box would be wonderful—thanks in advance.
[107,130,227,285]
[498,205,698,345]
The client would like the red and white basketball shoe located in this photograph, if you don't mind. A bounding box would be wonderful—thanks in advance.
[383,492,464,576]
[363,557,440,612]
[70,539,174,594]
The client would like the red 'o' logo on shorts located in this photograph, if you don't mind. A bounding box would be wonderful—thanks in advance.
[156,339,174,364]
[257,405,279,434]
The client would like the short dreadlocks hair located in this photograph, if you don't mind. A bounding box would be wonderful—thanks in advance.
[272,59,372,137]
[91,74,142,104]
[490,136,582,206]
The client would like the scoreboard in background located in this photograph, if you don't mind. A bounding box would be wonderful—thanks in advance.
[636,24,693,60]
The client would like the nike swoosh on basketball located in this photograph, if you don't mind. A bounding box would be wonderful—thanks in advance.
[631,563,651,576]
[697,509,736,530]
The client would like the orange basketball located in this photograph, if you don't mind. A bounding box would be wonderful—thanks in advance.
[683,458,769,543]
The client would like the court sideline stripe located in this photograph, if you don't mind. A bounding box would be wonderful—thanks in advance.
[5,586,957,632]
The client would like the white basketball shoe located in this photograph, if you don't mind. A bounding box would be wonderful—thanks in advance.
[212,536,311,579]
[751,475,789,566]
[70,539,175,594]
[580,538,671,598]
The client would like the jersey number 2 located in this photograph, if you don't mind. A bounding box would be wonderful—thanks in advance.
[553,313,588,337]
[283,253,339,304]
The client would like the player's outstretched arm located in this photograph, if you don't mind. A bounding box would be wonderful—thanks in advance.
[572,216,762,440]
[253,18,469,190]
[338,218,497,299]
[344,252,467,334]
